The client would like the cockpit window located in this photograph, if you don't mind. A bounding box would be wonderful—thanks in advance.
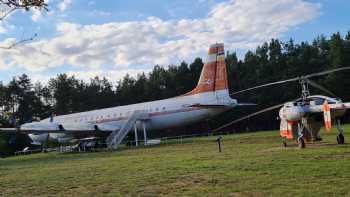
[314,98,325,105]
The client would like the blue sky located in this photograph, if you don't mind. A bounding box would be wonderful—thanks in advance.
[0,0,348,83]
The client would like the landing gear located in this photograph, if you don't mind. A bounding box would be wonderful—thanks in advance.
[282,137,287,147]
[337,133,345,145]
[297,123,306,149]
[313,137,323,142]
[298,137,305,149]
[283,141,287,147]
[336,119,345,145]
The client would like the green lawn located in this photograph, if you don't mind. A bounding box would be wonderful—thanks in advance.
[1,126,350,197]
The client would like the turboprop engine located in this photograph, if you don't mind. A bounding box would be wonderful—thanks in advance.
[21,121,119,145]
[20,122,64,145]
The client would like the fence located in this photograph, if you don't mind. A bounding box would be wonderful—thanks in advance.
[12,130,239,155]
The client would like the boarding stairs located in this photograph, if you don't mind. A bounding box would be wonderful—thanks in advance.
[106,110,149,150]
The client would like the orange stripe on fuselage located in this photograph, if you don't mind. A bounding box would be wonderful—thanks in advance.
[87,107,204,124]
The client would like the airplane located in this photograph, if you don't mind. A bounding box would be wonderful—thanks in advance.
[0,43,249,150]
[214,67,350,148]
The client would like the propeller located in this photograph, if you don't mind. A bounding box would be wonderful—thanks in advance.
[230,66,350,96]
[213,103,285,132]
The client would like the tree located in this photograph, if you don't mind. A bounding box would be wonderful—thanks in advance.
[85,77,116,109]
[225,52,238,91]
[4,74,47,124]
[133,73,149,103]
[0,0,48,49]
[48,74,80,115]
[0,0,47,20]
[33,82,53,119]
[116,74,137,105]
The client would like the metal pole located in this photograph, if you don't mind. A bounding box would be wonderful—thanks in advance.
[134,122,138,147]
[217,136,222,152]
[143,121,147,145]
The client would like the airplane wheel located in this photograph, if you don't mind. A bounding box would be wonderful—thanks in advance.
[282,137,287,147]
[337,134,345,144]
[298,138,305,149]
[283,141,287,147]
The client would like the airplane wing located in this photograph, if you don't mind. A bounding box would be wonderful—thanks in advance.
[0,128,113,135]
[0,121,121,135]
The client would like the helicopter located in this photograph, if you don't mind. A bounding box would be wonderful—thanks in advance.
[214,67,350,148]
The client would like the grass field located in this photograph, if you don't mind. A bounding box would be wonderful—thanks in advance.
[1,126,350,197]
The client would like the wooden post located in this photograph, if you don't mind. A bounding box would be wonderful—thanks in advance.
[134,122,138,147]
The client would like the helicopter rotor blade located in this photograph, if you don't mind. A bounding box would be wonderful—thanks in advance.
[305,66,350,78]
[230,78,299,96]
[306,79,337,98]
[213,103,285,132]
[230,66,350,96]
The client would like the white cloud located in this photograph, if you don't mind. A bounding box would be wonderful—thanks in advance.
[0,24,7,34]
[0,0,321,82]
[58,0,72,12]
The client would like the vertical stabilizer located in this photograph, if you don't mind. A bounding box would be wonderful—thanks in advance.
[185,43,229,96]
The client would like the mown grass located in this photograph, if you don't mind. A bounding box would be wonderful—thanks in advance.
[1,126,350,197]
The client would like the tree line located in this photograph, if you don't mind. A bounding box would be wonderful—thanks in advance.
[1,31,350,133]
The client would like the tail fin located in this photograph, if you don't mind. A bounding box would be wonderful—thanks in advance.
[185,43,229,96]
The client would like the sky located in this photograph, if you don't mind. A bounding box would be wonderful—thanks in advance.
[0,0,348,84]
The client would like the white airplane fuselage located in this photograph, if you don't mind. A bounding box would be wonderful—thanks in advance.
[25,43,237,145]
[29,89,236,144]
